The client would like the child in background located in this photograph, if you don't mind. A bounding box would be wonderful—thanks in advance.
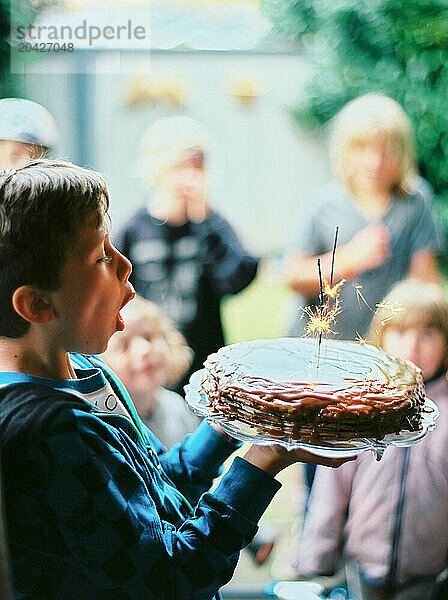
[0,160,351,599]
[284,93,441,343]
[103,296,278,564]
[115,116,259,392]
[0,98,58,167]
[103,296,200,449]
[295,279,448,600]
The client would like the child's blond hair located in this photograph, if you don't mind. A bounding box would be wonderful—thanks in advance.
[330,93,416,196]
[111,296,192,388]
[369,279,448,367]
[137,116,209,190]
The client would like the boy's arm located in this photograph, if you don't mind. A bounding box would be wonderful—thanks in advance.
[158,420,243,505]
[8,405,351,600]
[11,409,277,600]
[199,213,259,297]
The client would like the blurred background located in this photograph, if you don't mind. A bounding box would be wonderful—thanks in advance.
[2,0,448,591]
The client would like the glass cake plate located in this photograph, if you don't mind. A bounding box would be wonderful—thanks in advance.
[185,369,439,460]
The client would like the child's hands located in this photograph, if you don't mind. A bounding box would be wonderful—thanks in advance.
[152,193,188,225]
[183,183,210,223]
[243,444,356,477]
[343,223,390,275]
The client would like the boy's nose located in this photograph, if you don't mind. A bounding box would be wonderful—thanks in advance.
[117,250,132,282]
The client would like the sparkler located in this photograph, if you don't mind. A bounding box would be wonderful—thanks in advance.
[354,283,372,310]
[330,226,339,287]
[375,301,403,325]
[301,227,345,367]
[355,331,368,345]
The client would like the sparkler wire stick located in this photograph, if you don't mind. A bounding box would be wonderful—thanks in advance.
[317,258,324,365]
[330,226,339,288]
[317,258,324,306]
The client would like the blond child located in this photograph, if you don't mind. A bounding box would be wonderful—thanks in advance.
[296,279,448,600]
[103,296,200,448]
[115,116,259,391]
[0,160,351,599]
[284,94,441,342]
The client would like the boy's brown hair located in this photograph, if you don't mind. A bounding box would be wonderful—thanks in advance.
[0,159,109,338]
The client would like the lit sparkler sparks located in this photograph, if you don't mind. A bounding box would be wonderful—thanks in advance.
[324,278,346,299]
[302,298,341,338]
[354,283,372,310]
[375,301,403,325]
[355,331,368,345]
[301,228,344,342]
[299,227,345,368]
[301,275,345,370]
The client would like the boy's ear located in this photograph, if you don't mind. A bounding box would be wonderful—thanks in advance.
[12,286,56,325]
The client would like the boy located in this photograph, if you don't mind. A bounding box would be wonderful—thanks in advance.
[0,160,349,599]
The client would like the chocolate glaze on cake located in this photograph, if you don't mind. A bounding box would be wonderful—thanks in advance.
[200,338,425,442]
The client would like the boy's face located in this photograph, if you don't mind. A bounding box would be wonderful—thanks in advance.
[346,131,400,196]
[382,324,447,381]
[48,214,134,355]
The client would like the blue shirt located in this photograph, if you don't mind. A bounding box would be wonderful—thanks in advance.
[0,354,280,599]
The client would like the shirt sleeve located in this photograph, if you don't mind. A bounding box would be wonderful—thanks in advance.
[198,213,259,297]
[159,420,243,505]
[286,191,327,256]
[407,192,445,258]
[17,409,279,599]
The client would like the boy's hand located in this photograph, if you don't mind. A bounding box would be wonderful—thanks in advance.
[243,444,356,477]
[210,422,238,443]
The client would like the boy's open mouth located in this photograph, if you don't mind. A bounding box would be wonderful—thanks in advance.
[117,286,135,330]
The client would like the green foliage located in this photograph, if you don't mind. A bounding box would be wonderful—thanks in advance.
[261,0,448,238]
[0,0,53,97]
[0,0,16,96]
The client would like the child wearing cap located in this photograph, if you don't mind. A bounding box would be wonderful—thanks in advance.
[0,97,58,168]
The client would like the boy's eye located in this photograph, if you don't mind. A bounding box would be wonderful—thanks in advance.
[97,255,113,264]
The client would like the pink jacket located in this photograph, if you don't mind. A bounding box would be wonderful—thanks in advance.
[296,375,448,586]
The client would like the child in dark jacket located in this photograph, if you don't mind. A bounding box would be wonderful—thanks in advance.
[115,116,259,390]
[0,159,350,600]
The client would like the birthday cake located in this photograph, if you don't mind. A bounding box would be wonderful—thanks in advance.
[200,337,425,442]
